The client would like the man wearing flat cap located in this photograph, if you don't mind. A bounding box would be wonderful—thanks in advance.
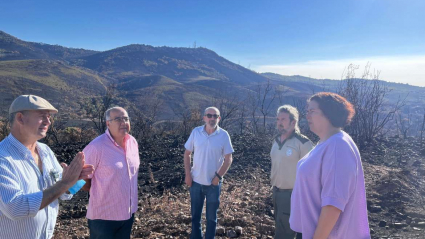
[0,95,94,239]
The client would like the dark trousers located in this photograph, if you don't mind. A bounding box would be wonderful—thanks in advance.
[88,214,134,239]
[273,187,296,239]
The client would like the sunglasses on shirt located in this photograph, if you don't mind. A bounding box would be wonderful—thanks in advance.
[205,114,220,119]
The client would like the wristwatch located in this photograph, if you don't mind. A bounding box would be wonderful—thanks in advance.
[215,172,222,180]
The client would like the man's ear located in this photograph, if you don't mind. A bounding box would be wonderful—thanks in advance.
[16,112,25,125]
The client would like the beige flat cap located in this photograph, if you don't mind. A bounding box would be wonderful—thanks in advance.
[9,95,58,114]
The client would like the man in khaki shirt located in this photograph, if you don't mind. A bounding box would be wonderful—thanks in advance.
[271,105,314,239]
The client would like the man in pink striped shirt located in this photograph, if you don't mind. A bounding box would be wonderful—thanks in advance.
[82,107,140,239]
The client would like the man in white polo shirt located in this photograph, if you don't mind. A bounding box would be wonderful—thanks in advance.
[184,106,234,239]
[271,105,314,239]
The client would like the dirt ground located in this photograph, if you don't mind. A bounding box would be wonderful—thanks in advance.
[52,134,425,239]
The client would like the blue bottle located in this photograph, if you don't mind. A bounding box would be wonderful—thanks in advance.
[69,179,86,194]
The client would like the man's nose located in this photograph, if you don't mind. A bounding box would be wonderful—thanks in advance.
[43,116,51,125]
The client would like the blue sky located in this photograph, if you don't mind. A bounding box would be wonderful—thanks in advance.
[1,0,424,86]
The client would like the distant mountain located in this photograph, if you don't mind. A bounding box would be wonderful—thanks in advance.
[262,72,425,108]
[72,44,266,85]
[0,31,270,117]
[0,59,110,116]
[0,31,98,61]
[0,30,424,121]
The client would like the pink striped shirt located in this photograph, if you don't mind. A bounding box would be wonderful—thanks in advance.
[83,130,140,220]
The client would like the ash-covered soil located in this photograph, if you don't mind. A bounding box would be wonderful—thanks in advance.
[51,134,425,239]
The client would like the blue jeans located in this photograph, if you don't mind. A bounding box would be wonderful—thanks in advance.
[88,214,134,239]
[190,181,222,239]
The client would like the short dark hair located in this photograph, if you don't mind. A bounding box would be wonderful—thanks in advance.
[308,92,355,128]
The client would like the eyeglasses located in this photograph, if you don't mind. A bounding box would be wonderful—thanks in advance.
[306,109,320,115]
[205,114,219,119]
[108,117,130,123]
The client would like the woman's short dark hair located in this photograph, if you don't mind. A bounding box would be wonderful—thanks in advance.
[308,92,355,128]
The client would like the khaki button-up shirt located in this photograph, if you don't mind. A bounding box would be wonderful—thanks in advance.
[270,132,314,189]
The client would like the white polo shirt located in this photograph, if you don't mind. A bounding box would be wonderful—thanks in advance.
[185,125,234,186]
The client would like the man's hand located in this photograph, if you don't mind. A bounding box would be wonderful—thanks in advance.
[79,164,94,180]
[39,152,85,210]
[185,174,193,187]
[60,152,84,188]
[211,176,220,186]
[61,162,94,180]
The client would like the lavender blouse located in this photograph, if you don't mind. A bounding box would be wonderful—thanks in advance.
[290,131,370,239]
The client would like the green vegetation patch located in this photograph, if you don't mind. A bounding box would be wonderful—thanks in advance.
[0,60,70,90]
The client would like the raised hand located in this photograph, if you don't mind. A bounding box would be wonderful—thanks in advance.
[61,152,84,187]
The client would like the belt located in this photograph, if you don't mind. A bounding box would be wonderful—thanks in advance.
[273,186,292,192]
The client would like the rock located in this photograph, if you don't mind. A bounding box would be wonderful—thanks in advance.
[227,229,237,238]
[379,221,387,227]
[368,205,382,213]
[396,212,407,220]
[393,222,407,228]
[415,221,425,228]
[216,226,225,235]
[235,226,243,235]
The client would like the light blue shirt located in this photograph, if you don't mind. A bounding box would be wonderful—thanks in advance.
[0,134,72,239]
[184,125,234,185]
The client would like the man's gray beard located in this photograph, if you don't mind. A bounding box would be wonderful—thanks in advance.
[278,128,287,134]
[209,121,217,128]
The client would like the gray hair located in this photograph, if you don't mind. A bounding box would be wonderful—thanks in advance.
[8,112,17,127]
[277,105,300,132]
[105,107,127,121]
[8,111,27,127]
[204,106,220,116]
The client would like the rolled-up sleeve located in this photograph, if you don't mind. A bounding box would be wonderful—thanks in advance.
[320,141,357,212]
[0,161,42,220]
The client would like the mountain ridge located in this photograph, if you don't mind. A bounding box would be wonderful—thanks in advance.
[0,30,424,121]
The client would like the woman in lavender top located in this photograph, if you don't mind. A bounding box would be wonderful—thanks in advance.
[290,92,370,239]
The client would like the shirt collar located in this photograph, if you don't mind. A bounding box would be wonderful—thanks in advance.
[7,133,48,159]
[202,125,221,136]
[275,130,296,141]
[105,129,129,147]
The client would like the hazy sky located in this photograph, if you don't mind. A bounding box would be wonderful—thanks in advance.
[1,0,424,86]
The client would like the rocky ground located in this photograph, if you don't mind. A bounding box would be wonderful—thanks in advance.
[51,134,425,239]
